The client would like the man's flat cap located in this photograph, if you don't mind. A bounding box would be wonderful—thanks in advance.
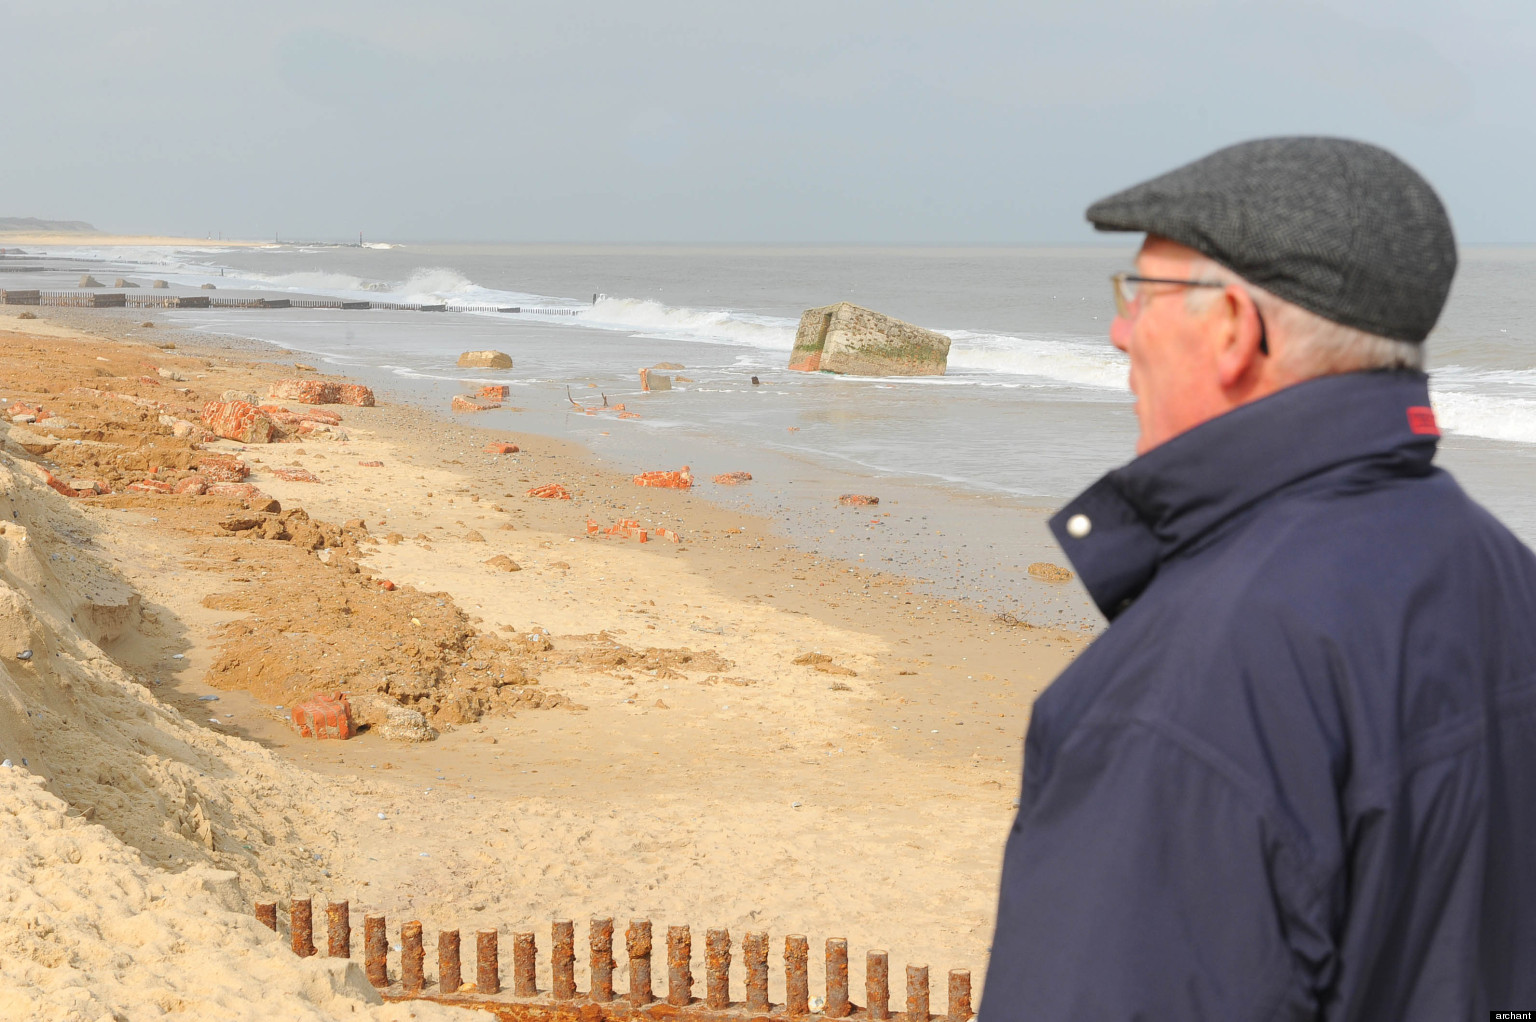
[1087,137,1456,343]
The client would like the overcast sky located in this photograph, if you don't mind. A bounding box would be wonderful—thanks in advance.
[2,0,1532,244]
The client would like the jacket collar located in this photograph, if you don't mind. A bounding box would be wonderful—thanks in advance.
[1051,370,1439,620]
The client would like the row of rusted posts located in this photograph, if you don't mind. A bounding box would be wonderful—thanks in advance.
[256,900,972,1020]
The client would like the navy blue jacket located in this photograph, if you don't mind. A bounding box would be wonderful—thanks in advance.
[983,371,1536,1020]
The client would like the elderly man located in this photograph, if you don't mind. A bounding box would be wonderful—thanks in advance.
[981,138,1535,1020]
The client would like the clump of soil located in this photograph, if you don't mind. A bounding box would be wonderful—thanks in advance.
[197,520,571,726]
[548,631,734,680]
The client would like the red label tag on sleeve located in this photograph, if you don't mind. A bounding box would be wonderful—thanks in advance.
[1407,406,1440,436]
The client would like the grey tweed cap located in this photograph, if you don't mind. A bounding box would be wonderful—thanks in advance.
[1086,137,1456,343]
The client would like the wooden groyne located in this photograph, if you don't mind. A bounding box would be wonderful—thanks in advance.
[255,900,974,1022]
[0,288,586,316]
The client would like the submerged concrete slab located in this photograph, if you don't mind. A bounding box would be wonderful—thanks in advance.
[788,302,950,376]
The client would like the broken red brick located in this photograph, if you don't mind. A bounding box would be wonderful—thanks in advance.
[712,472,752,485]
[269,379,340,404]
[480,385,511,400]
[377,580,397,591]
[358,460,384,468]
[174,478,209,496]
[485,442,520,454]
[196,453,249,482]
[452,395,496,413]
[633,467,693,489]
[201,401,274,444]
[42,472,80,498]
[271,467,322,483]
[617,411,641,420]
[127,479,175,494]
[290,692,355,739]
[336,383,375,407]
[527,483,571,499]
[837,494,879,507]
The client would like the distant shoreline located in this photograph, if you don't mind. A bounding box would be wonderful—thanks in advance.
[0,231,265,247]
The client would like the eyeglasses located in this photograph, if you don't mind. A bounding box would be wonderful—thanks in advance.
[1109,272,1269,355]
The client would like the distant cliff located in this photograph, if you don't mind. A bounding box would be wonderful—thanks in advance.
[0,217,97,232]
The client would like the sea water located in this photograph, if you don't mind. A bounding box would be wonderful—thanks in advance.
[8,243,1533,624]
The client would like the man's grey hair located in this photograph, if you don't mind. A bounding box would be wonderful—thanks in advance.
[1185,258,1424,374]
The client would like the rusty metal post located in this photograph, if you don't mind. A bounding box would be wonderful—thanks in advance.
[440,930,462,995]
[400,921,423,993]
[290,898,316,957]
[786,934,810,1015]
[514,932,537,996]
[553,920,576,1000]
[906,965,930,1022]
[744,932,769,1012]
[591,917,615,1002]
[867,951,890,1020]
[627,919,653,1005]
[364,914,388,988]
[826,938,850,1017]
[255,901,277,932]
[947,969,972,1021]
[477,929,501,994]
[327,901,351,958]
[668,925,693,1006]
[705,928,731,1009]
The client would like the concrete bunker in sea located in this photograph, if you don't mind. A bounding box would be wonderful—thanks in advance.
[787,302,950,376]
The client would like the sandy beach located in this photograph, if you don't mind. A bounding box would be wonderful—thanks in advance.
[0,306,1084,1021]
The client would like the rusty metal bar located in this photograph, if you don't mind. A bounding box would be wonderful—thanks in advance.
[947,969,972,1021]
[553,920,576,1000]
[744,932,769,1013]
[291,898,316,957]
[786,934,809,1016]
[365,914,388,988]
[591,917,615,1002]
[627,919,653,1005]
[867,950,890,1020]
[255,901,277,932]
[478,929,501,994]
[705,928,730,1009]
[514,932,537,997]
[826,938,850,1017]
[402,922,424,993]
[440,930,462,995]
[328,901,351,958]
[667,925,692,1006]
[906,965,930,1022]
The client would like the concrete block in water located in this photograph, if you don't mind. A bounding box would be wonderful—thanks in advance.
[789,302,950,376]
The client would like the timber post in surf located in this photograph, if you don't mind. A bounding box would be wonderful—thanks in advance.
[255,899,975,1020]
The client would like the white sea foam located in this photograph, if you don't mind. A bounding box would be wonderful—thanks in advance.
[1431,389,1536,445]
[577,297,798,349]
[945,330,1128,390]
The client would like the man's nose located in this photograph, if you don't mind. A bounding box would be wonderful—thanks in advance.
[1110,314,1133,352]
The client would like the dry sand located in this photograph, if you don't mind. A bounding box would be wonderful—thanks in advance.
[0,307,1085,1020]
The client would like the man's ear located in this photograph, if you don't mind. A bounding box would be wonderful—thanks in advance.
[1215,286,1265,390]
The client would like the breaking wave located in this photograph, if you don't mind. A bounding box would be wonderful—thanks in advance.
[576,297,798,349]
